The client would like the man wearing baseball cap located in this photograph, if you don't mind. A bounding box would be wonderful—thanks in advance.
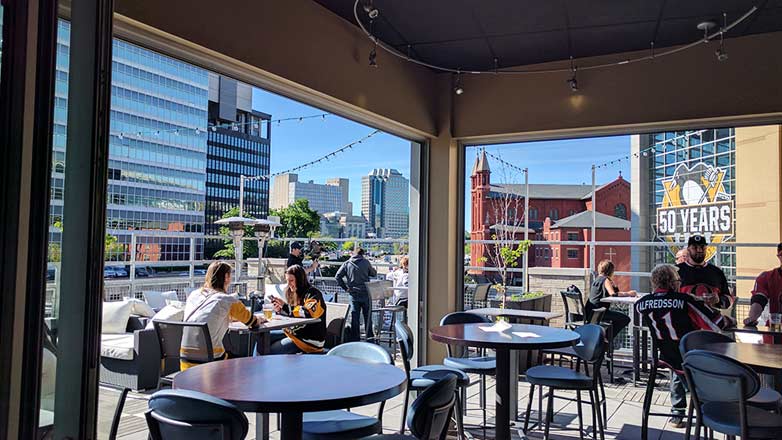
[676,234,733,309]
[286,241,319,274]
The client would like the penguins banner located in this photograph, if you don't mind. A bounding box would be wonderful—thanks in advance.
[655,162,734,262]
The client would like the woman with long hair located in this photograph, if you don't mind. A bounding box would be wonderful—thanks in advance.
[268,264,327,354]
[180,261,261,370]
[586,260,636,342]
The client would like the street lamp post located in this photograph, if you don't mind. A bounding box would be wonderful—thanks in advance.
[214,215,257,291]
[252,216,281,296]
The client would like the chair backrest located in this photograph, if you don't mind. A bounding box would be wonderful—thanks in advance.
[560,290,585,323]
[366,280,393,301]
[473,283,491,303]
[683,350,760,404]
[588,307,606,325]
[679,330,733,356]
[324,302,350,348]
[572,324,606,365]
[327,341,393,365]
[395,321,415,374]
[440,311,491,326]
[153,320,214,364]
[407,374,458,440]
[146,389,248,440]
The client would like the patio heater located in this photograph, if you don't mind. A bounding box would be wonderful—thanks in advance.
[252,216,281,297]
[214,215,257,295]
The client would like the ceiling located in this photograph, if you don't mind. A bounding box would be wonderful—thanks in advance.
[313,0,782,71]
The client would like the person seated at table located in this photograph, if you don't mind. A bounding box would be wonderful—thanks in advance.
[268,264,327,354]
[586,260,636,344]
[635,264,736,427]
[181,261,262,370]
[744,243,782,328]
[386,255,409,307]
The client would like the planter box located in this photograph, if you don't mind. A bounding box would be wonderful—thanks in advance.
[489,292,552,313]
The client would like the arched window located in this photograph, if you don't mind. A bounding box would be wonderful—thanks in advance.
[550,208,559,220]
[614,203,627,219]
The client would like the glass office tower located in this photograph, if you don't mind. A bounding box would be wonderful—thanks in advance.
[51,20,209,261]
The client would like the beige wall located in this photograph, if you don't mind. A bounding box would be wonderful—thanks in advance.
[735,126,782,297]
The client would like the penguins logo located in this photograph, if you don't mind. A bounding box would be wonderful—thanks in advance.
[656,163,734,262]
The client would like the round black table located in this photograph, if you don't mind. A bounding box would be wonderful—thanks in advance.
[701,342,782,392]
[173,355,406,440]
[430,323,580,440]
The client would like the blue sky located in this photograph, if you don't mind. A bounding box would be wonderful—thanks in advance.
[253,88,411,216]
[464,136,632,227]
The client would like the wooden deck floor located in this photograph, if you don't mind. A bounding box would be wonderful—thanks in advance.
[99,361,728,440]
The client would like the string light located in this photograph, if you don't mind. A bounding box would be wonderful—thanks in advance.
[592,129,707,169]
[353,1,756,76]
[83,113,331,140]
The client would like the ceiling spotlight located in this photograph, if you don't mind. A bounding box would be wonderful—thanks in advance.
[567,77,578,92]
[643,151,649,157]
[697,21,717,41]
[715,13,728,62]
[363,1,379,19]
[454,71,464,95]
[715,48,728,61]
[368,47,378,67]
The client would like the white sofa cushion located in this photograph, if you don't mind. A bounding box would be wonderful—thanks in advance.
[145,304,185,329]
[100,333,135,360]
[162,290,180,305]
[128,298,155,317]
[102,301,132,334]
[142,291,166,310]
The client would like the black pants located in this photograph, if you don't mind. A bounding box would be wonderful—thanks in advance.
[602,310,631,341]
[349,292,374,342]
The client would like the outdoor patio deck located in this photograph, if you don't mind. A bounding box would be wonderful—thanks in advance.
[99,360,719,440]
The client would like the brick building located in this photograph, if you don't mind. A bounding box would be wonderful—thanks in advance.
[469,151,631,288]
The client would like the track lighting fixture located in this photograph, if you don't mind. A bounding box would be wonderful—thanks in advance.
[567,57,578,92]
[454,71,464,95]
[715,13,729,62]
[369,46,378,67]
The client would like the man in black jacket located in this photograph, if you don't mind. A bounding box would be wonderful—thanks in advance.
[335,248,377,341]
[677,234,733,309]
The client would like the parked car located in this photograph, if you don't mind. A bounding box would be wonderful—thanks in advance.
[113,267,128,278]
[193,269,207,275]
[135,266,155,277]
[103,267,117,278]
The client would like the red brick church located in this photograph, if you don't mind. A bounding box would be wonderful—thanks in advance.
[469,151,632,290]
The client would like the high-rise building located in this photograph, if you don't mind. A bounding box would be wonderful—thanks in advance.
[52,20,210,261]
[270,173,350,215]
[361,169,409,238]
[204,74,271,245]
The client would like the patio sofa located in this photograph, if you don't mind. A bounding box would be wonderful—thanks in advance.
[99,300,162,391]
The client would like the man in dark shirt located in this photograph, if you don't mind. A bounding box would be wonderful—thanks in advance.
[744,243,782,328]
[636,264,735,427]
[335,248,377,341]
[285,241,318,274]
[677,234,733,309]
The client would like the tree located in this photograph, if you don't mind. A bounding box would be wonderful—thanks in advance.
[270,199,321,238]
[342,240,356,252]
[213,208,258,259]
[49,220,127,262]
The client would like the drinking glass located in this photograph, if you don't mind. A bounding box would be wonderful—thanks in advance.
[263,303,274,320]
[769,313,781,332]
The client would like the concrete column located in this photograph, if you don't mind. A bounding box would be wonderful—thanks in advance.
[630,135,652,292]
[735,125,782,297]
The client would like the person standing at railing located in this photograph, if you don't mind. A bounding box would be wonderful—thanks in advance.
[586,260,636,346]
[181,261,262,370]
[335,248,377,342]
[676,235,733,309]
[286,241,319,275]
[386,255,409,308]
[744,243,782,333]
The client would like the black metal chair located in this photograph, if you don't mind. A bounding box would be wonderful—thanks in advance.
[683,350,782,440]
[301,342,391,439]
[146,389,248,440]
[153,320,214,386]
[370,375,459,440]
[558,290,616,382]
[679,331,782,411]
[396,321,469,440]
[471,283,491,309]
[524,324,607,440]
[367,280,405,354]
[439,312,496,437]
[323,301,350,350]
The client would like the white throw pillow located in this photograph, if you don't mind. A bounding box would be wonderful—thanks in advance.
[102,301,132,334]
[145,303,185,329]
[142,291,166,310]
[127,298,155,317]
[161,290,179,304]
